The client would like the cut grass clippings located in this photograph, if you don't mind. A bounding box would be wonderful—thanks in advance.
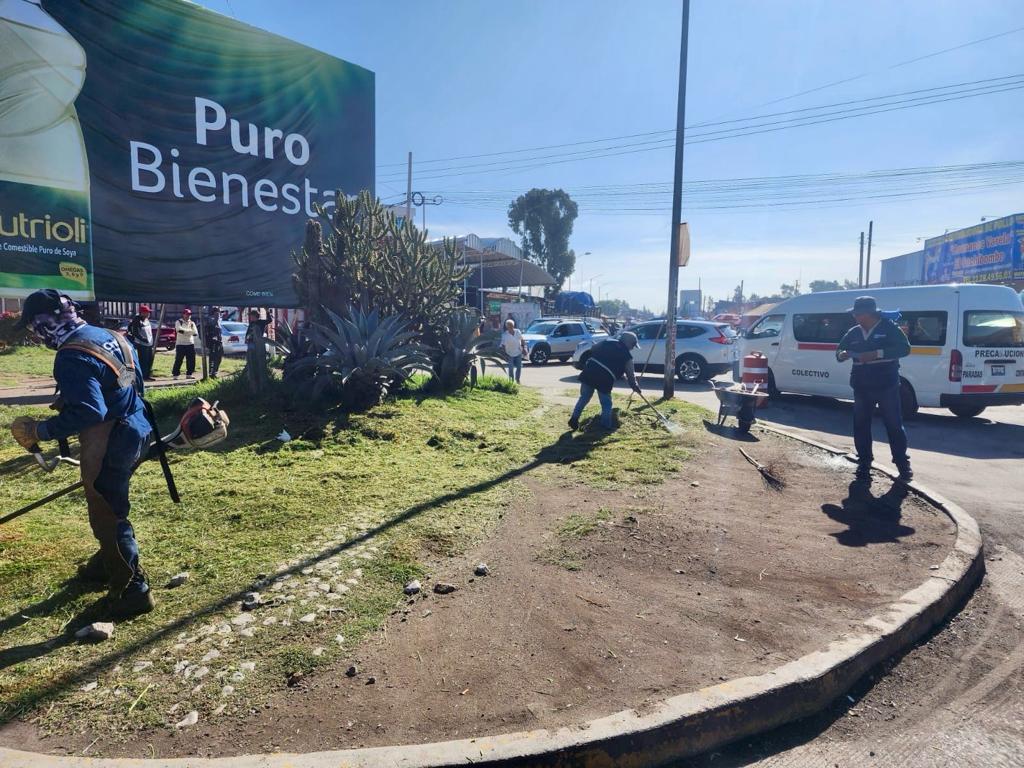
[0,370,703,746]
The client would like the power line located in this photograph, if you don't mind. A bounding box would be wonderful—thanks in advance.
[377,74,1024,183]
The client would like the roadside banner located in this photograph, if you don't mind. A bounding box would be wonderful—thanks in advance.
[923,214,1024,285]
[0,0,374,305]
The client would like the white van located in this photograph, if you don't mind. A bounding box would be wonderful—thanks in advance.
[737,284,1024,418]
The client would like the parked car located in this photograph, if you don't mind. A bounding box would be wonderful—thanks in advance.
[573,319,736,382]
[524,319,608,364]
[221,321,250,355]
[735,284,1024,419]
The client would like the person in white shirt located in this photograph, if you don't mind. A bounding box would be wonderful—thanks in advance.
[172,308,198,379]
[500,318,527,383]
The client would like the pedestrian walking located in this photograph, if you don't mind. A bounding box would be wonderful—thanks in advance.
[127,304,156,381]
[501,318,527,383]
[204,306,223,378]
[11,290,155,619]
[836,296,913,481]
[172,308,197,379]
[569,331,641,430]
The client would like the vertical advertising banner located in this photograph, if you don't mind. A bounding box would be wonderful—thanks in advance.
[922,215,1021,285]
[0,0,374,305]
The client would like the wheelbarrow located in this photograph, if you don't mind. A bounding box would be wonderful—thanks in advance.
[712,383,770,434]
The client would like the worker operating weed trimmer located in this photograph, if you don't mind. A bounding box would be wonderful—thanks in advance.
[7,290,229,622]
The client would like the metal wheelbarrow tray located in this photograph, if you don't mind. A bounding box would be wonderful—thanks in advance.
[712,384,770,434]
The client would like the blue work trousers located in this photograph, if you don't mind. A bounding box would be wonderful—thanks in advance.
[572,383,614,428]
[852,384,909,467]
[506,354,523,383]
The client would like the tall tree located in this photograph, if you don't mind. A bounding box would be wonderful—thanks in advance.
[507,188,579,294]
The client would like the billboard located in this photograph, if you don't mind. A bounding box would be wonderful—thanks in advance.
[0,0,374,305]
[923,215,1024,285]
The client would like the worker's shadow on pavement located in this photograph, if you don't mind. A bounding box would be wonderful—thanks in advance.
[822,479,914,547]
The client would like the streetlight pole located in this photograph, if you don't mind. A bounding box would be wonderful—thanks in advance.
[663,0,690,399]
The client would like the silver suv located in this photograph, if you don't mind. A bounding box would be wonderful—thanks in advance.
[572,319,736,382]
[523,319,608,364]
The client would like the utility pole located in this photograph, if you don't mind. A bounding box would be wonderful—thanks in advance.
[405,152,413,223]
[663,0,691,399]
[858,231,865,288]
[865,220,874,287]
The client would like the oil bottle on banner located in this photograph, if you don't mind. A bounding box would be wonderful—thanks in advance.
[0,0,94,299]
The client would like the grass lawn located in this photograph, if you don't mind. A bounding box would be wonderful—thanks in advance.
[0,345,245,387]
[0,374,702,742]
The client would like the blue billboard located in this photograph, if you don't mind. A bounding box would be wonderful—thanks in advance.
[923,214,1024,285]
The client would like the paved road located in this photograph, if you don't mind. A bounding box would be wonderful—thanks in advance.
[521,361,1024,767]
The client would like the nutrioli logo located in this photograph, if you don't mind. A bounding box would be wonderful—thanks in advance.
[0,212,88,244]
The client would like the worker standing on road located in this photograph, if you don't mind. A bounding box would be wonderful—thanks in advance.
[836,296,913,481]
[569,331,642,430]
[9,290,155,619]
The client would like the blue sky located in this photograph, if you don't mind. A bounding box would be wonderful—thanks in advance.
[198,0,1024,311]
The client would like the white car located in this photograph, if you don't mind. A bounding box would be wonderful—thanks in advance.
[572,319,736,382]
[220,321,250,355]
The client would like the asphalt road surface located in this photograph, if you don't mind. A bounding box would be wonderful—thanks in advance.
[521,360,1024,767]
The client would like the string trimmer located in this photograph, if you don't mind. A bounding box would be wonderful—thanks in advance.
[2,398,229,527]
[634,390,682,435]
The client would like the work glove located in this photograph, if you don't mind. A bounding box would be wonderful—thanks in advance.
[10,416,40,451]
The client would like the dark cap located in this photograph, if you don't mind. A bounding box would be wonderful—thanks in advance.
[15,289,66,329]
[847,296,879,315]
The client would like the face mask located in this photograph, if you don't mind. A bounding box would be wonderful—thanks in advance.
[30,304,83,349]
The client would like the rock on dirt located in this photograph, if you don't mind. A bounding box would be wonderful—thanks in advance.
[403,579,421,595]
[74,622,114,642]
[167,572,189,588]
[474,563,490,576]
[433,582,457,595]
[345,665,358,677]
[175,711,199,728]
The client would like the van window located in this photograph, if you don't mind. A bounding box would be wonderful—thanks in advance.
[746,314,784,339]
[899,311,947,346]
[963,311,1024,348]
[792,313,851,344]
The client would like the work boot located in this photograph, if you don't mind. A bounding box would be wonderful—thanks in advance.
[75,550,108,586]
[567,415,579,431]
[106,571,155,621]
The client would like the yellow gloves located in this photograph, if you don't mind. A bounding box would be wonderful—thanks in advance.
[10,416,40,451]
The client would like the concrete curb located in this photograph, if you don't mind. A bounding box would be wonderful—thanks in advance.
[0,427,985,768]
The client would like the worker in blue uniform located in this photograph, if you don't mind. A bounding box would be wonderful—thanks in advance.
[569,331,642,430]
[11,290,155,619]
[835,296,913,482]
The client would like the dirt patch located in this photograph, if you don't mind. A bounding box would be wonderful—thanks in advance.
[16,427,957,759]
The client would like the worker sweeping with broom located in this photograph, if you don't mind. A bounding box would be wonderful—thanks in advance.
[568,331,642,431]
[9,290,156,620]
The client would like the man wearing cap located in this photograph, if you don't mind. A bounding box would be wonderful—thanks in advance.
[9,290,155,619]
[172,308,198,380]
[836,296,913,481]
[127,304,156,381]
[569,331,642,430]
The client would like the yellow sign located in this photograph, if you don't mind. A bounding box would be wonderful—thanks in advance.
[59,261,88,286]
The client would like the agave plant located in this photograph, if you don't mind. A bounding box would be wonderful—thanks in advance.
[430,310,508,393]
[285,305,432,411]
